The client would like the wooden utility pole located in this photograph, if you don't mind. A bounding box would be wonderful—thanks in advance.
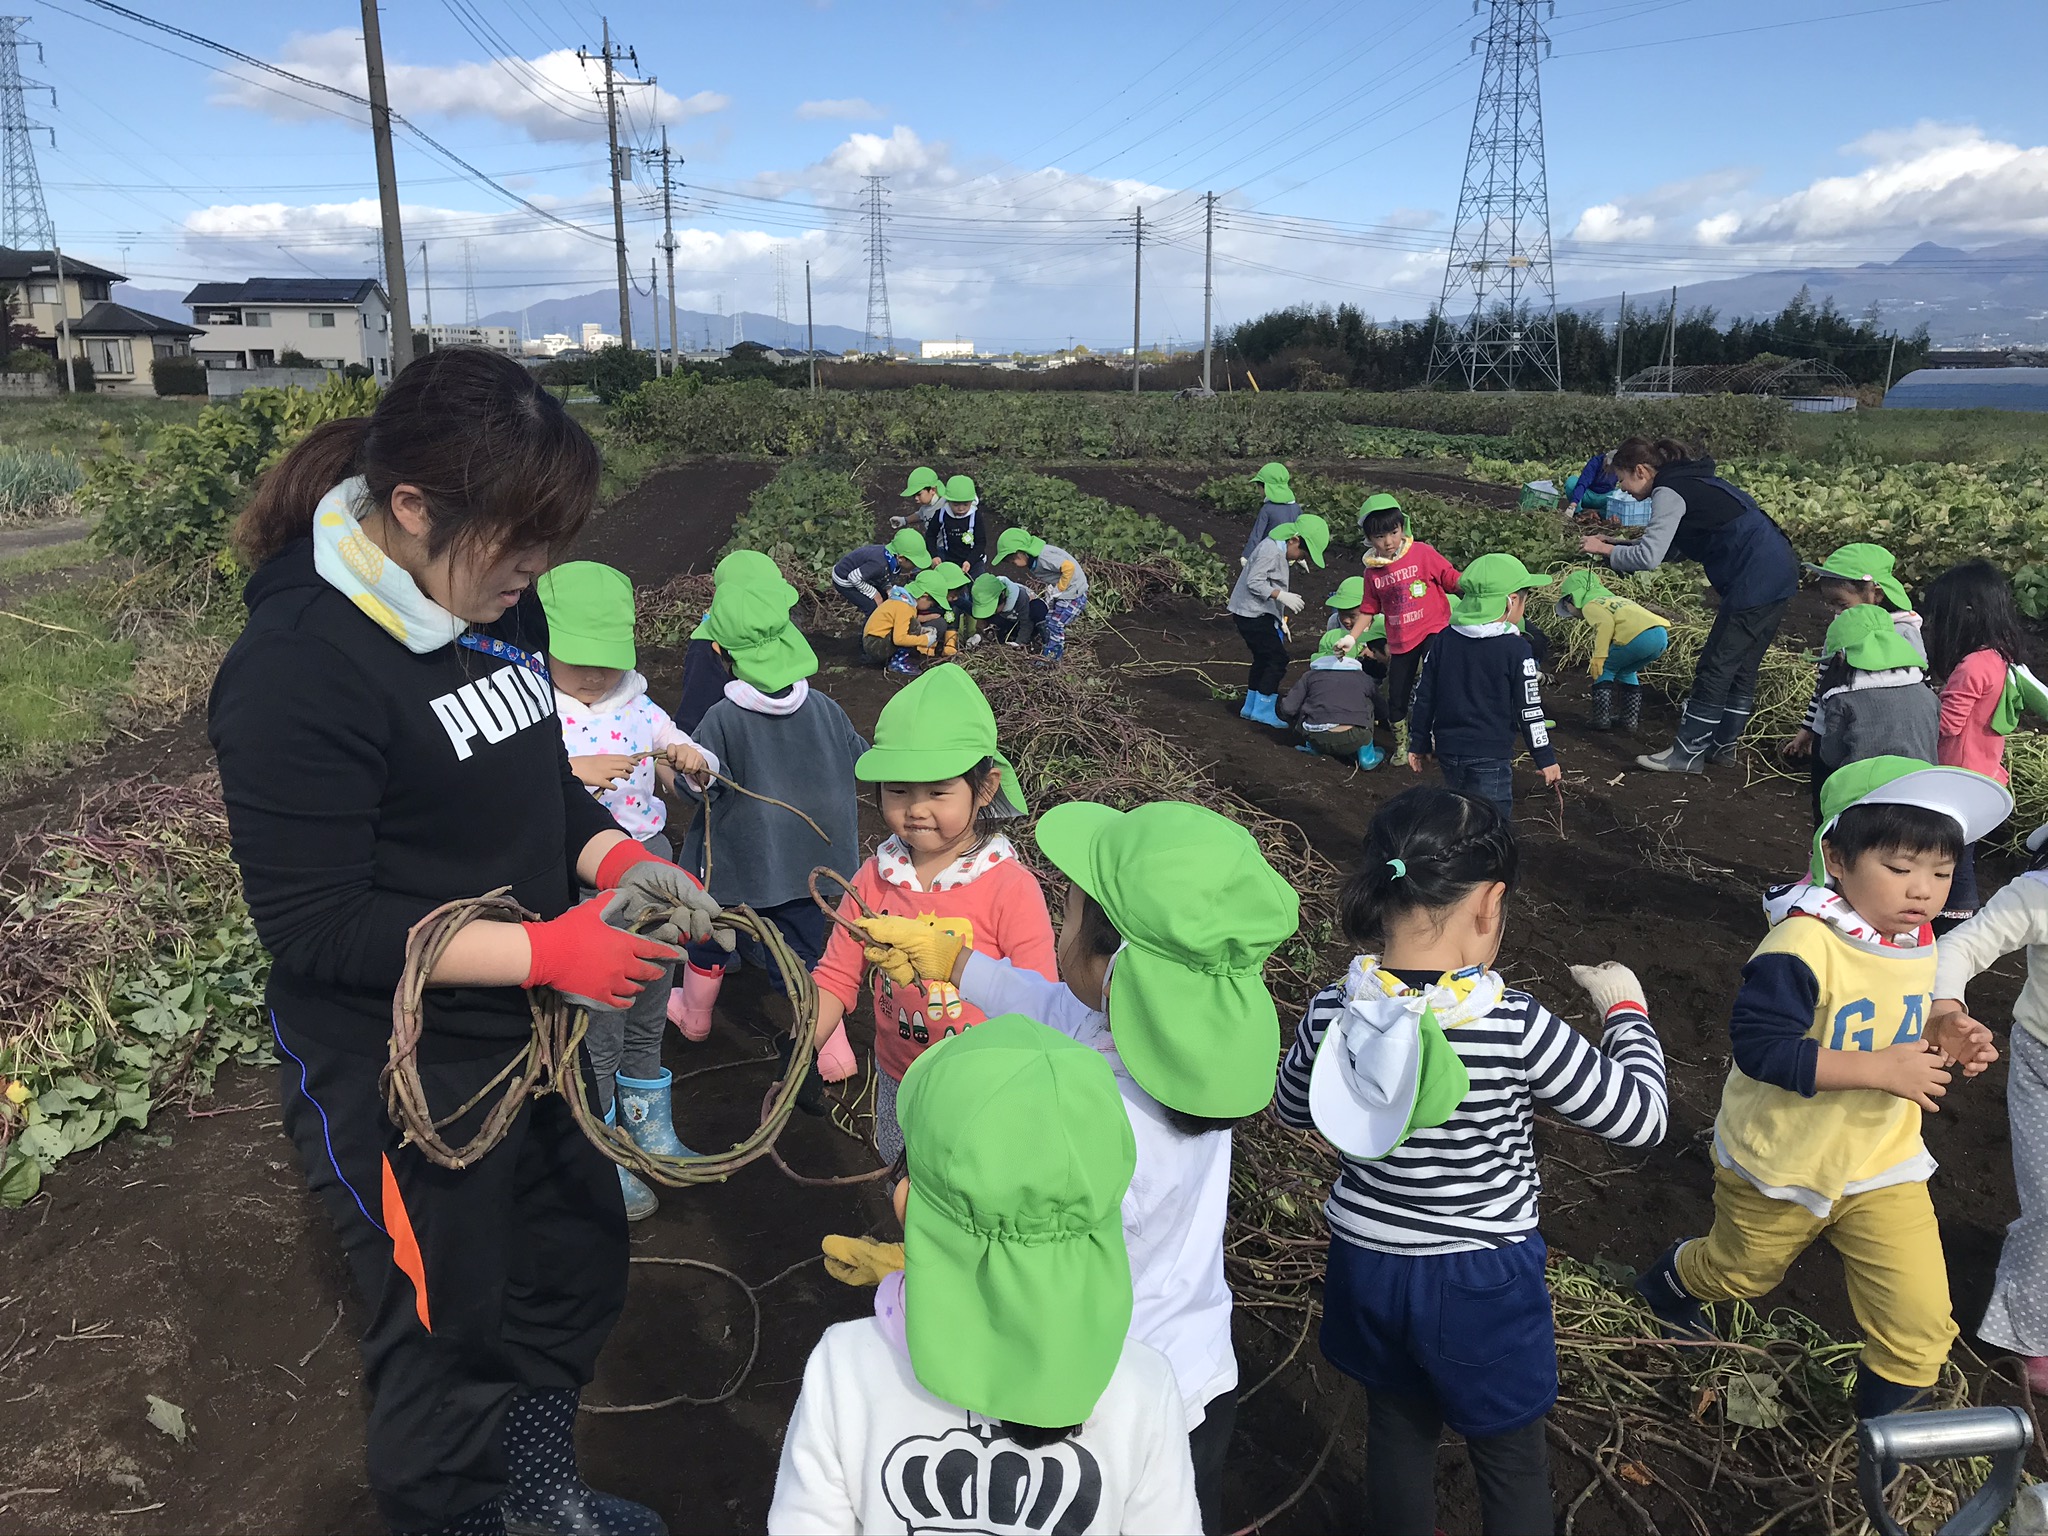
[1131,205,1142,395]
[1663,284,1678,379]
[805,260,816,394]
[582,19,637,349]
[659,127,679,377]
[360,0,413,372]
[420,242,432,335]
[1883,334,1899,398]
[648,256,661,374]
[1613,291,1626,396]
[1201,192,1215,394]
[51,243,75,392]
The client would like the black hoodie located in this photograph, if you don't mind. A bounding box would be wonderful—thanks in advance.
[208,539,619,1059]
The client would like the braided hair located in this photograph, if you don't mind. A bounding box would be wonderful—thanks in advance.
[1339,786,1519,946]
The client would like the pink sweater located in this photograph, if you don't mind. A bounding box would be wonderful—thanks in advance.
[1937,648,2009,784]
[1358,541,1461,654]
[811,836,1058,1081]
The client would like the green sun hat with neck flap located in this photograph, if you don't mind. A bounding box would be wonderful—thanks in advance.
[1327,575,1366,610]
[1824,602,1924,674]
[1269,511,1331,569]
[537,560,636,671]
[1451,552,1548,625]
[900,466,944,499]
[692,564,818,693]
[914,562,970,603]
[1555,565,1614,618]
[941,473,977,504]
[898,1014,1136,1428]
[1359,491,1412,533]
[970,572,1009,619]
[855,661,1025,814]
[995,527,1046,564]
[886,527,935,568]
[1035,800,1301,1117]
[1250,461,1296,503]
[1808,754,2013,882]
[1806,541,1911,611]
[712,548,781,589]
[1315,627,1357,661]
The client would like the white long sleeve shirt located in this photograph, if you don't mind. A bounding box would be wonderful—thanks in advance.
[959,951,1238,1430]
[767,1319,1199,1536]
[1933,871,2048,1049]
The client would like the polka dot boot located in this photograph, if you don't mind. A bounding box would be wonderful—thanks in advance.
[500,1388,666,1536]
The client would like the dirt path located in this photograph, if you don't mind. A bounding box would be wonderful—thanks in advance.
[0,516,90,559]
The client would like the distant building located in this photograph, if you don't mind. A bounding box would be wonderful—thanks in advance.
[921,339,974,360]
[581,322,621,352]
[0,247,200,395]
[523,333,576,357]
[185,278,393,379]
[425,323,519,355]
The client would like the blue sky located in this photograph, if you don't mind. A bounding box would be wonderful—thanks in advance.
[20,0,2048,348]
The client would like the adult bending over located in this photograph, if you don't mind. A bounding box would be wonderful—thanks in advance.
[208,349,721,1536]
[1581,436,1798,774]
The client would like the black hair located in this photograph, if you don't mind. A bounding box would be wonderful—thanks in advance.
[1340,786,1519,946]
[963,755,1011,826]
[996,1422,1081,1448]
[1921,559,2026,680]
[1823,802,1964,872]
[1362,506,1405,540]
[1611,435,1694,474]
[1817,573,1895,612]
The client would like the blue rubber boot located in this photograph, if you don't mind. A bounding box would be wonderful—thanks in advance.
[1237,691,1259,720]
[602,1104,658,1223]
[1635,1240,1713,1339]
[617,1069,695,1159]
[502,1388,667,1536]
[1357,742,1386,770]
[1295,742,1318,754]
[1244,691,1286,728]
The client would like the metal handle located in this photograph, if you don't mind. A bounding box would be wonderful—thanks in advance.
[1856,1407,2032,1536]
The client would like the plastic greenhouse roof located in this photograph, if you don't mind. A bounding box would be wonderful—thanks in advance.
[1883,368,2048,412]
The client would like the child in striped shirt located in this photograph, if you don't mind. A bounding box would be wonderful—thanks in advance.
[1275,785,1668,1536]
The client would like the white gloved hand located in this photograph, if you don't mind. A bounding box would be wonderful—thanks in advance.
[1275,590,1305,615]
[1569,962,1647,1017]
[1332,632,1357,654]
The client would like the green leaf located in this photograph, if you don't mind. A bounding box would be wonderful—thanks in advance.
[1723,1370,1788,1429]
[145,1394,189,1444]
[0,1145,42,1207]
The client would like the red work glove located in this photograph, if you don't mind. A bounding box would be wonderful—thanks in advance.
[594,839,722,945]
[524,892,683,1011]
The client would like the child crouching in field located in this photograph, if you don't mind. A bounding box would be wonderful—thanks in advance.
[1279,629,1385,770]
[1276,786,1668,1536]
[861,569,952,675]
[1635,757,2013,1419]
[994,528,1089,661]
[810,664,1057,1164]
[858,799,1300,1534]
[832,527,934,618]
[767,1015,1200,1535]
[1553,567,1668,733]
[1227,512,1331,729]
[966,571,1044,651]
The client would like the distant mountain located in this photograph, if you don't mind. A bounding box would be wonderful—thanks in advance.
[477,289,906,355]
[1563,239,2048,347]
[112,285,198,323]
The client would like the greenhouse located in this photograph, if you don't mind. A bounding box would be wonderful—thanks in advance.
[1883,366,2048,411]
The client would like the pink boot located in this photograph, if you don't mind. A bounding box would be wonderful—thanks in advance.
[2026,1356,2048,1397]
[668,962,722,1042]
[817,1021,857,1083]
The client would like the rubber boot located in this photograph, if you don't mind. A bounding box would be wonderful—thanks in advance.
[602,1105,657,1223]
[426,1501,508,1536]
[1855,1367,1930,1421]
[616,1069,695,1159]
[1357,741,1386,770]
[502,1388,668,1536]
[1393,719,1410,761]
[1704,696,1753,766]
[1238,689,1259,720]
[1619,682,1644,734]
[817,1020,857,1083]
[1635,703,1716,774]
[1588,681,1617,731]
[1295,741,1318,754]
[668,962,720,1043]
[1635,1241,1714,1339]
[1244,691,1286,729]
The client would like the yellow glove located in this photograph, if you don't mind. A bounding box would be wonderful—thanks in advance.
[822,1234,905,1287]
[857,914,970,988]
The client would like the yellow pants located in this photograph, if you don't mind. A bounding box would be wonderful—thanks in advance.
[1675,1166,1957,1388]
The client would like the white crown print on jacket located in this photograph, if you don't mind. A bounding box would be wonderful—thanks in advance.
[881,1424,1103,1536]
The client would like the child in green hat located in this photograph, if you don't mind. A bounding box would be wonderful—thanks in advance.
[1553,566,1669,733]
[861,568,953,676]
[538,560,723,1219]
[1279,629,1386,770]
[886,465,946,532]
[1241,461,1296,564]
[856,799,1300,1532]
[831,526,934,619]
[1406,553,1559,821]
[994,527,1088,661]
[965,570,1045,652]
[1337,498,1462,754]
[1277,785,1669,1535]
[769,1015,1200,1533]
[1786,540,1924,787]
[1226,511,1331,730]
[1810,603,1938,807]
[809,663,1056,1159]
[930,473,985,572]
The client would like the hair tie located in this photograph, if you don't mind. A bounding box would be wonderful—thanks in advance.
[1386,858,1407,879]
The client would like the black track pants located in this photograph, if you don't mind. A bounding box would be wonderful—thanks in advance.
[1366,1391,1553,1536]
[274,1014,629,1533]
[1235,613,1290,696]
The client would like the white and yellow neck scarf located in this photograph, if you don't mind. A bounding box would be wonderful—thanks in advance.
[311,477,467,654]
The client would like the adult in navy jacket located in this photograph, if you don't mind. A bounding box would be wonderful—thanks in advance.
[208,350,719,1536]
[1582,436,1799,774]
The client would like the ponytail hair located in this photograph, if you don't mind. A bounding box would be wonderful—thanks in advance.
[1339,786,1518,946]
[232,347,601,568]
[1610,435,1693,475]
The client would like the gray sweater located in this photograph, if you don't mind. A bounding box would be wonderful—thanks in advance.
[679,688,867,907]
[1229,537,1293,620]
[1278,658,1377,730]
[1816,671,1938,773]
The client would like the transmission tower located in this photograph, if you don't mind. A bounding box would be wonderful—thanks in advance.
[1425,0,1562,392]
[773,244,790,345]
[461,238,479,326]
[0,17,56,250]
[862,175,892,357]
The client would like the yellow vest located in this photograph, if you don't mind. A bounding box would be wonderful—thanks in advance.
[1580,593,1668,678]
[1715,915,1930,1200]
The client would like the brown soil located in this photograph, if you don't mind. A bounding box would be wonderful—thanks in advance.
[0,459,2031,1536]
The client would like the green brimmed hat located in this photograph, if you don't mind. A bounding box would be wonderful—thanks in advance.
[898,1015,1136,1428]
[1250,462,1296,503]
[1035,801,1300,1117]
[900,466,944,499]
[1805,542,1911,611]
[713,548,781,588]
[1315,628,1357,660]
[1555,565,1614,618]
[996,528,1046,564]
[941,473,977,504]
[537,560,636,671]
[910,563,970,606]
[692,563,818,693]
[1270,512,1331,569]
[1809,754,2014,882]
[970,572,1009,620]
[1359,491,1411,532]
[1823,603,1924,673]
[1451,552,1547,625]
[886,527,935,568]
[1326,575,1365,610]
[855,662,1024,814]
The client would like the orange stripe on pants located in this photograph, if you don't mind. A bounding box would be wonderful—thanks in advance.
[380,1153,432,1332]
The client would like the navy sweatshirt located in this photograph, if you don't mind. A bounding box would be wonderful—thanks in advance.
[1407,625,1556,769]
[1727,953,1821,1095]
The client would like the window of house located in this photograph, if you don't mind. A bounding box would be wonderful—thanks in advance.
[78,279,109,302]
[250,349,276,368]
[201,309,240,325]
[153,341,181,359]
[85,337,133,375]
[245,312,272,328]
[377,356,388,377]
[309,312,336,328]
[27,282,56,304]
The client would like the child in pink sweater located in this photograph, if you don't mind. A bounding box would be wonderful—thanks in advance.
[1338,501,1461,742]
[810,665,1057,1163]
[1923,559,2025,923]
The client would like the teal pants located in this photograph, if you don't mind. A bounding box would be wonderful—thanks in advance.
[1597,626,1669,684]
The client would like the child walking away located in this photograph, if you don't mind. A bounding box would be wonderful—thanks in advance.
[1228,511,1332,728]
[768,1015,1200,1535]
[1241,461,1296,563]
[861,569,952,675]
[1553,567,1668,733]
[1406,553,1559,821]
[856,799,1300,1534]
[1337,498,1459,756]
[1812,604,1938,795]
[675,561,866,1052]
[832,527,934,618]
[994,527,1089,661]
[1280,629,1386,770]
[1784,542,1923,814]
[888,465,946,530]
[929,474,985,571]
[539,560,720,1221]
[1922,560,2027,924]
[811,664,1056,1163]
[1275,786,1668,1536]
[967,571,1045,651]
[1636,757,2013,1421]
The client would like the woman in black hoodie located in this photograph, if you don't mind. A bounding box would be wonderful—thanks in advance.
[208,349,719,1536]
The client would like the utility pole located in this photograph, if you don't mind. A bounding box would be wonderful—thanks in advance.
[51,241,72,391]
[1613,291,1626,396]
[1130,205,1142,395]
[1201,191,1215,394]
[805,259,816,395]
[648,255,661,375]
[581,18,638,349]
[1663,283,1678,381]
[1883,333,1899,398]
[420,242,432,333]
[659,128,678,376]
[359,0,413,372]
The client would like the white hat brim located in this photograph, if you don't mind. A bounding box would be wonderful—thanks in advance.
[1847,766,2015,847]
[2027,824,2048,855]
[1308,1008,1419,1162]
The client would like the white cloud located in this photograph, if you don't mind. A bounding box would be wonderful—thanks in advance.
[1694,211,1741,244]
[796,98,885,121]
[208,30,727,144]
[1570,203,1655,242]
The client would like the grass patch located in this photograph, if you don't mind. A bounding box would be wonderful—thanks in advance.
[0,397,206,461]
[0,538,99,584]
[1785,406,2048,466]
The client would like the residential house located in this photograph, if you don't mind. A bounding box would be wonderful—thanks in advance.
[0,247,202,395]
[185,278,393,379]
